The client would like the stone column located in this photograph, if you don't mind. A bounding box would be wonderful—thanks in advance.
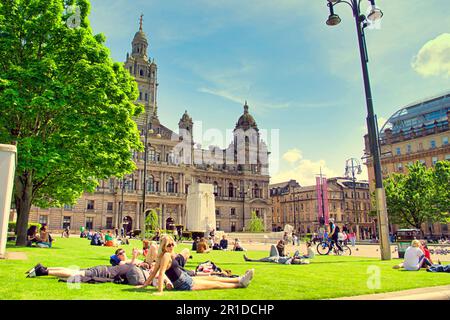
[0,144,16,258]
[177,204,182,225]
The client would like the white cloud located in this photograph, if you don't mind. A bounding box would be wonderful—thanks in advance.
[271,149,339,186]
[412,33,450,78]
[282,148,302,163]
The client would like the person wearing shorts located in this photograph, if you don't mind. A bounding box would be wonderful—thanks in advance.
[138,235,255,295]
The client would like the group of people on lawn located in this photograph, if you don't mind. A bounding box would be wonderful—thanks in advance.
[26,234,255,294]
[25,229,449,296]
[192,234,245,253]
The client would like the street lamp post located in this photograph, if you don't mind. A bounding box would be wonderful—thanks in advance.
[345,158,362,240]
[240,184,250,232]
[324,0,391,259]
[119,177,131,232]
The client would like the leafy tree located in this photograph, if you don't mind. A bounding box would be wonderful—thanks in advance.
[0,0,143,246]
[384,161,450,231]
[145,208,159,232]
[247,211,265,232]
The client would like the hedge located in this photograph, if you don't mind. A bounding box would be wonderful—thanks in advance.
[8,222,42,233]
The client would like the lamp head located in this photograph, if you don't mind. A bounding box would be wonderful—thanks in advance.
[367,6,383,22]
[326,2,341,26]
[326,14,341,26]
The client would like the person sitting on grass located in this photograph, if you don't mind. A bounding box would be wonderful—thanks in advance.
[192,237,200,251]
[243,240,291,264]
[37,225,52,248]
[136,235,255,295]
[393,240,433,271]
[90,232,104,246]
[293,242,315,260]
[104,231,116,247]
[26,226,40,247]
[143,241,159,264]
[219,235,229,250]
[196,237,211,253]
[232,238,245,251]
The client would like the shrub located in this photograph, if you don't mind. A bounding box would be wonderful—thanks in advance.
[247,211,265,232]
[8,222,41,233]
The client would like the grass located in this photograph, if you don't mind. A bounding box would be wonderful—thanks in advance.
[1,238,449,300]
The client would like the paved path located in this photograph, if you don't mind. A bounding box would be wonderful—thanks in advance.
[332,285,450,300]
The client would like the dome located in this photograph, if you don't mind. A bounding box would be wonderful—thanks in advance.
[235,102,257,130]
[133,30,148,44]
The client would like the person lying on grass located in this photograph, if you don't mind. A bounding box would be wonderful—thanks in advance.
[136,235,254,295]
[244,240,292,264]
[110,248,148,266]
[393,240,433,271]
[25,248,174,288]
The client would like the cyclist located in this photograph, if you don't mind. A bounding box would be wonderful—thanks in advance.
[328,218,343,254]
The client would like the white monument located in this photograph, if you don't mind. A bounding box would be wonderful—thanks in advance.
[186,183,216,232]
[0,144,17,259]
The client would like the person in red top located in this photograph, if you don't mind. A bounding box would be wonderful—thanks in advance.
[420,240,433,266]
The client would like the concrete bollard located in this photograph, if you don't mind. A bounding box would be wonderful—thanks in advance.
[0,144,17,259]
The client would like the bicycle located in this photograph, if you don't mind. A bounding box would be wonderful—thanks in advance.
[316,239,352,256]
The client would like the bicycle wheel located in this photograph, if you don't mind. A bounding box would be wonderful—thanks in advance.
[316,241,330,255]
[341,245,352,256]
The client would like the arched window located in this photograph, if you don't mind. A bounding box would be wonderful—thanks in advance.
[228,183,234,198]
[140,69,144,77]
[253,183,260,198]
[167,176,175,193]
[147,175,154,192]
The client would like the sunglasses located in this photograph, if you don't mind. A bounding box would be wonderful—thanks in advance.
[167,243,175,247]
[118,252,125,255]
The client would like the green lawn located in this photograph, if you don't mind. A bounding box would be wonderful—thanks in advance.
[1,238,449,300]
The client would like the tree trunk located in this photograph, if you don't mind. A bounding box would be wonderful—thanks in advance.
[14,172,33,246]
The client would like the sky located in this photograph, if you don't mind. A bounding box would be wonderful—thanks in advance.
[88,0,450,186]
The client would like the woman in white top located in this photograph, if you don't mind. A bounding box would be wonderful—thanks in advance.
[393,240,432,271]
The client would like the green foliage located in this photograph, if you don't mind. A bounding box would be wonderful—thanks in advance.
[247,211,265,233]
[145,209,159,232]
[8,222,41,233]
[384,161,450,229]
[0,0,143,244]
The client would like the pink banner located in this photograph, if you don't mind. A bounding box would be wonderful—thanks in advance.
[316,177,323,224]
[322,177,329,225]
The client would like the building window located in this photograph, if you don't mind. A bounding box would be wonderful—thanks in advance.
[87,200,94,210]
[147,175,154,192]
[39,215,48,226]
[85,217,94,230]
[140,69,144,77]
[231,208,236,216]
[63,216,71,229]
[420,159,426,166]
[166,176,175,193]
[430,140,436,149]
[231,222,236,232]
[407,144,412,154]
[106,217,113,229]
[395,147,401,155]
[213,182,218,196]
[228,183,234,198]
[107,202,113,211]
[215,209,220,216]
[443,137,449,146]
[432,157,438,166]
[216,221,220,231]
[397,163,403,172]
[139,91,142,100]
[446,154,450,161]
[145,93,148,101]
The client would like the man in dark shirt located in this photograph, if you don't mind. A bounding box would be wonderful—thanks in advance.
[219,235,229,250]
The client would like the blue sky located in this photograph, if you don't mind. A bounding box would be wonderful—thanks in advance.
[88,0,450,185]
